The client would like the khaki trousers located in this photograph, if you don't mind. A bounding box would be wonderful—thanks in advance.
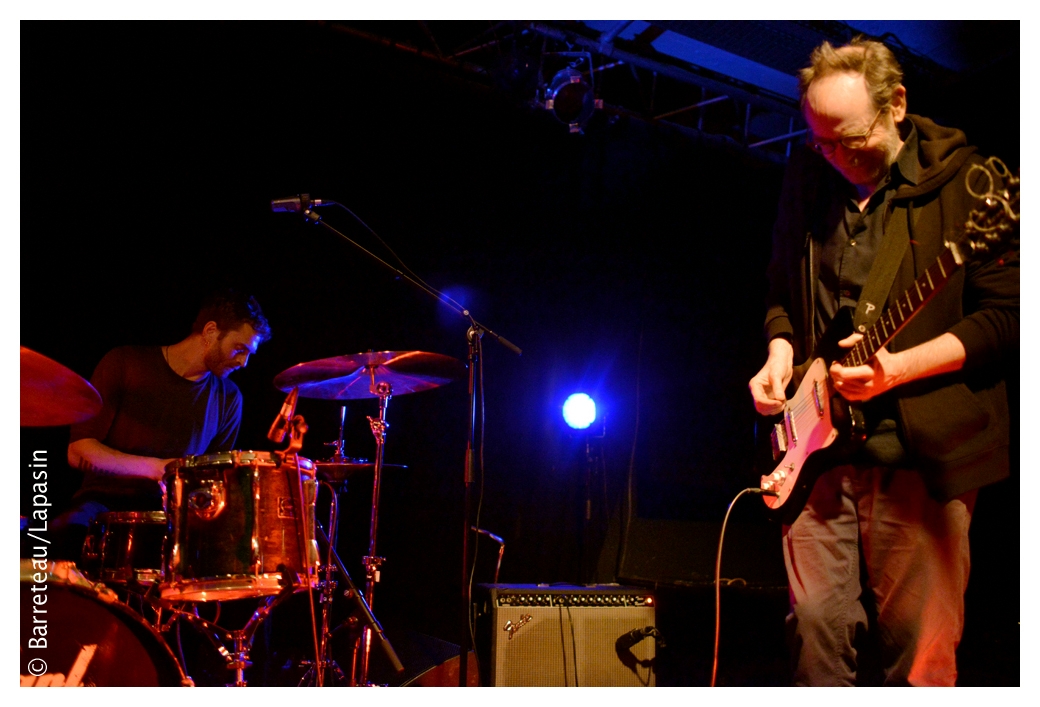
[783,465,975,686]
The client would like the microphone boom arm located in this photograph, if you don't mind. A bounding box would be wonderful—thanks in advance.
[296,208,521,356]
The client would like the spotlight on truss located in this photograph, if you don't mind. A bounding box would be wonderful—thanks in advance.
[544,66,603,133]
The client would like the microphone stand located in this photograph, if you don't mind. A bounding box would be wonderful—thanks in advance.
[289,203,521,686]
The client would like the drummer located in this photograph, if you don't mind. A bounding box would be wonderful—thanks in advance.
[51,289,272,561]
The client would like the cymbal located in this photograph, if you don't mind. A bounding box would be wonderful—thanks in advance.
[314,459,407,483]
[21,347,103,427]
[274,350,465,400]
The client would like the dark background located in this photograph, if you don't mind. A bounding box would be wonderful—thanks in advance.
[20,21,1019,685]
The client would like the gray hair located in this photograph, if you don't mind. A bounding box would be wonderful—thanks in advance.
[798,36,904,112]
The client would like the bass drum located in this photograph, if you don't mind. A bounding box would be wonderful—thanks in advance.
[19,561,188,687]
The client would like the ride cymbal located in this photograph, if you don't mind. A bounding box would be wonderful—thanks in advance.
[274,350,465,399]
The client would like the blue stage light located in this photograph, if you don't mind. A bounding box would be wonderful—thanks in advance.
[563,393,597,430]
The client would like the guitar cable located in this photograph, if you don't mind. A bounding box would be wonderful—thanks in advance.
[711,486,776,687]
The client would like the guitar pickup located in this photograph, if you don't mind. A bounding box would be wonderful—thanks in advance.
[770,422,788,460]
[785,407,798,445]
[813,380,825,417]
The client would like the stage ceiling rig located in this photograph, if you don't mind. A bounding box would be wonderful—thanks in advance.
[312,20,1018,160]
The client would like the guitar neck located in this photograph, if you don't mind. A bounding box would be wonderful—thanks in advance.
[840,247,961,367]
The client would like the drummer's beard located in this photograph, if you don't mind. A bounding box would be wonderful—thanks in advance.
[203,344,241,379]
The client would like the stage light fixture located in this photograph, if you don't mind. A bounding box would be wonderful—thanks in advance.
[545,67,601,133]
[563,393,597,430]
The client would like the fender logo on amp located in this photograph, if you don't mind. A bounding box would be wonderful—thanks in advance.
[503,614,532,640]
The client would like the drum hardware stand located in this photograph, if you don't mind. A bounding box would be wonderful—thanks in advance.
[313,522,404,681]
[324,404,350,460]
[161,607,234,676]
[296,478,351,687]
[319,479,343,683]
[228,577,299,686]
[157,585,297,687]
[358,374,392,686]
[295,559,351,687]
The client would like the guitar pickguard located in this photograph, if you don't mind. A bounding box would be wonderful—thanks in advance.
[760,358,840,522]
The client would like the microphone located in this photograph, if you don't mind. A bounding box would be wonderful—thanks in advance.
[616,627,646,652]
[270,194,335,213]
[267,388,299,443]
[615,626,664,669]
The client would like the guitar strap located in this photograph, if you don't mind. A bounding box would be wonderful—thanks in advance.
[851,201,912,334]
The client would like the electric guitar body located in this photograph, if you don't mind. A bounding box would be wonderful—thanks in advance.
[758,310,867,524]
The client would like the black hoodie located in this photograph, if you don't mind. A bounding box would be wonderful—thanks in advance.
[762,114,1018,500]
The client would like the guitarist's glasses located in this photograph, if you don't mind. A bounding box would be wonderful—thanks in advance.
[807,107,884,156]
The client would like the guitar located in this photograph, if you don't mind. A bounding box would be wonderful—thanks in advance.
[759,157,1020,524]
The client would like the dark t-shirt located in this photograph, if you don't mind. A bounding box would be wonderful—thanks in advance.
[70,345,242,507]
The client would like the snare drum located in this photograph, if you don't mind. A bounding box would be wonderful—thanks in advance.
[81,511,167,587]
[161,450,319,602]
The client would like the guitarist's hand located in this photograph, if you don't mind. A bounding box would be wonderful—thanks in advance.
[830,333,899,402]
[831,332,967,401]
[749,337,793,415]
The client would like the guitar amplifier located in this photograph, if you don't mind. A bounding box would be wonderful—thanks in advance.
[473,584,657,686]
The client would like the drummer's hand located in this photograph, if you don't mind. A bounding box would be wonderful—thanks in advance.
[153,457,176,506]
[151,458,176,481]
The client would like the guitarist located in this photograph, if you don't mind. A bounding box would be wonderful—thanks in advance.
[747,38,1018,686]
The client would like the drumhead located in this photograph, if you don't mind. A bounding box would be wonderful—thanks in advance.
[166,450,314,473]
[19,561,186,687]
[97,510,167,524]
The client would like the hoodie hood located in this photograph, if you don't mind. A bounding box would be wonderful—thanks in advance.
[896,114,977,201]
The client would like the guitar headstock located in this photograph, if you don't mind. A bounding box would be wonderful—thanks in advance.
[949,156,1020,265]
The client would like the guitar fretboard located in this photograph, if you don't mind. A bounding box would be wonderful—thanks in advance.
[841,247,960,367]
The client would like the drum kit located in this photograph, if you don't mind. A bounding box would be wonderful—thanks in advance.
[20,345,466,687]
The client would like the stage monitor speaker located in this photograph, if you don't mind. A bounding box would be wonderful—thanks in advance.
[474,584,657,687]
